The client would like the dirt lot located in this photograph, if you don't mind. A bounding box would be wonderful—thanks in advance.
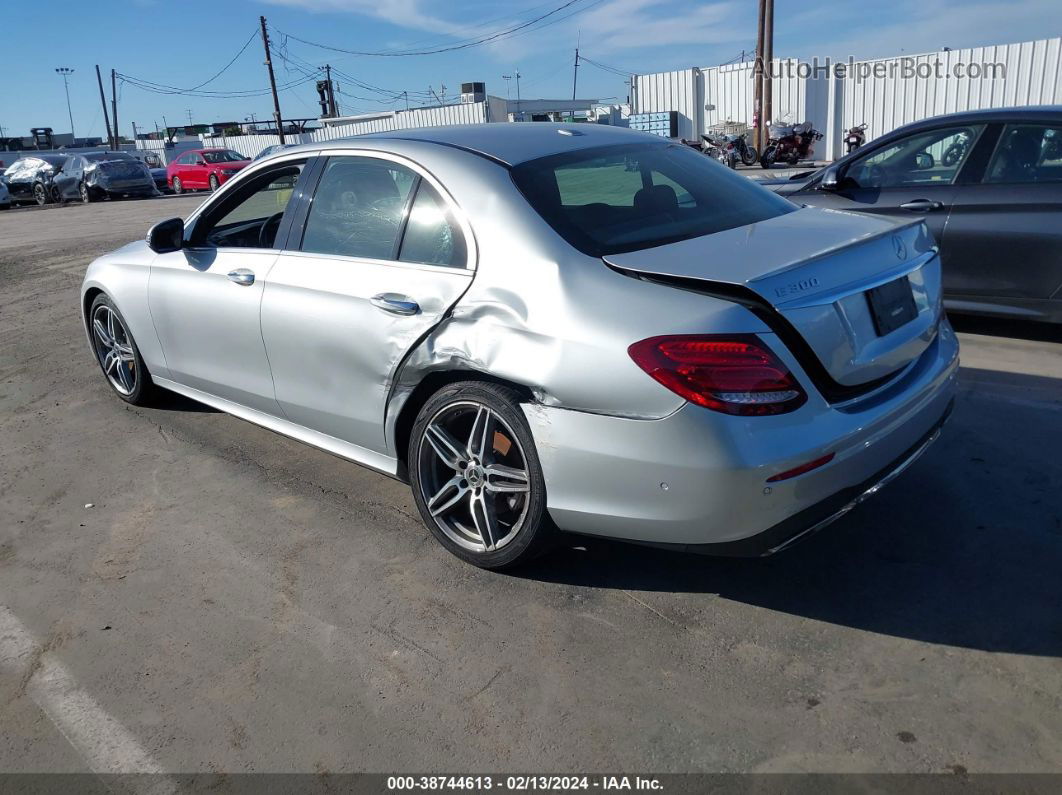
[1,197,1061,775]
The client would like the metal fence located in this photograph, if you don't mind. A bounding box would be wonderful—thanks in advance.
[632,36,1062,160]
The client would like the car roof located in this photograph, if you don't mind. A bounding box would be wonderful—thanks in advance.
[894,105,1062,132]
[348,123,665,166]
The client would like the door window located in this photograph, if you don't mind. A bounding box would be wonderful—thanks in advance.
[300,157,417,260]
[846,125,984,188]
[984,124,1062,184]
[190,163,304,249]
[397,182,466,267]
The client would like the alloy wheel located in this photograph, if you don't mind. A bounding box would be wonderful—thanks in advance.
[209,175,219,191]
[34,183,47,205]
[80,182,90,203]
[417,401,531,553]
[172,177,182,194]
[91,305,137,396]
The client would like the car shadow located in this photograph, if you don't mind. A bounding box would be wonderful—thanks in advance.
[519,367,1062,658]
[151,390,218,413]
[949,313,1062,343]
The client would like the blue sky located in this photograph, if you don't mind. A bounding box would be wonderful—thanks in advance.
[0,0,1055,139]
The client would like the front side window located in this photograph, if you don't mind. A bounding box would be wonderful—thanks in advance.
[191,164,303,249]
[846,125,984,189]
[511,142,795,256]
[300,157,417,260]
[984,124,1062,184]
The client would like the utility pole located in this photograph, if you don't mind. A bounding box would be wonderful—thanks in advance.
[325,65,336,116]
[503,70,522,119]
[763,0,774,140]
[185,109,194,127]
[96,65,113,150]
[260,16,286,143]
[110,68,119,150]
[55,68,76,140]
[131,121,138,143]
[573,47,581,106]
[753,0,767,153]
[163,115,170,142]
[403,91,409,111]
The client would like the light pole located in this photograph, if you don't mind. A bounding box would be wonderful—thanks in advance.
[502,69,521,120]
[55,67,75,141]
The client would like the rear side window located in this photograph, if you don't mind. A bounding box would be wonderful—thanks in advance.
[398,182,466,267]
[984,124,1062,184]
[510,142,795,256]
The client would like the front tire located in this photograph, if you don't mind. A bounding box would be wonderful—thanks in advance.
[172,176,183,195]
[88,294,157,406]
[33,183,50,206]
[79,182,92,203]
[741,145,758,166]
[209,174,219,191]
[409,381,553,569]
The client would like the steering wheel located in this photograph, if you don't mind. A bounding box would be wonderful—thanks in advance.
[259,211,285,248]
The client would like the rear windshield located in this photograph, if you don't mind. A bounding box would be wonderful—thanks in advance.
[85,152,133,162]
[510,142,795,256]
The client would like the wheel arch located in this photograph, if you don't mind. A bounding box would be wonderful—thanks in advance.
[390,370,535,480]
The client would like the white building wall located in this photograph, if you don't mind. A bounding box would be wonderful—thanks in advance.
[632,36,1062,160]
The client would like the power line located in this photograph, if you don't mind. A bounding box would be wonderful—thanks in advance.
[273,0,592,57]
[116,29,261,97]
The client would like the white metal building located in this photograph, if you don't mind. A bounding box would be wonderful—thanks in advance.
[631,37,1062,160]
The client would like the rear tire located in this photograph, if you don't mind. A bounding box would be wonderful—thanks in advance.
[172,176,183,195]
[79,182,92,203]
[741,146,758,166]
[33,183,49,206]
[408,381,554,570]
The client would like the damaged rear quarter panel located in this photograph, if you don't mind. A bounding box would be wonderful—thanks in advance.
[381,142,772,457]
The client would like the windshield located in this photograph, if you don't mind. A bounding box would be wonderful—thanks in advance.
[510,142,796,257]
[85,152,134,162]
[202,150,245,164]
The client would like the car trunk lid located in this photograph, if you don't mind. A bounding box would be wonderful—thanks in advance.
[603,206,942,388]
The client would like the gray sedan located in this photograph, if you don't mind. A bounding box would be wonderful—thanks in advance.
[766,106,1062,324]
[80,124,957,569]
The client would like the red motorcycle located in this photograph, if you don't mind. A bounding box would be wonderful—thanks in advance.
[760,121,822,168]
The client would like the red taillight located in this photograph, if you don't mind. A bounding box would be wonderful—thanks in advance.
[627,335,807,416]
[766,452,835,482]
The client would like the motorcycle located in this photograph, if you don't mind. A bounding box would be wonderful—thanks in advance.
[760,121,823,168]
[844,122,868,154]
[707,132,758,168]
[942,131,972,166]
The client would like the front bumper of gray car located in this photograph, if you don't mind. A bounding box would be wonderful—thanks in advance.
[524,319,959,553]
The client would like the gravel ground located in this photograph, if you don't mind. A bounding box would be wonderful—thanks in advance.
[1,196,1060,776]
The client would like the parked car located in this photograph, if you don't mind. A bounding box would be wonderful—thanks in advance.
[166,148,250,193]
[2,155,66,205]
[130,150,170,192]
[765,106,1062,324]
[53,152,158,202]
[81,125,957,569]
[0,178,10,209]
[254,143,297,161]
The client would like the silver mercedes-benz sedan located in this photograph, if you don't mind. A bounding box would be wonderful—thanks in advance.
[80,123,958,569]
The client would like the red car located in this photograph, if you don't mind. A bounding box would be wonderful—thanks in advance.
[166,148,251,194]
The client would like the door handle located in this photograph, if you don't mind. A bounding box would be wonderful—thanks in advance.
[899,199,943,212]
[370,293,420,315]
[227,269,255,286]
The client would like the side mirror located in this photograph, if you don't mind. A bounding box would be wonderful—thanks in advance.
[147,217,184,253]
[914,152,935,170]
[818,164,842,191]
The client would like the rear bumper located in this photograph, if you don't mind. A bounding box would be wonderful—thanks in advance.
[668,398,952,556]
[523,320,959,548]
